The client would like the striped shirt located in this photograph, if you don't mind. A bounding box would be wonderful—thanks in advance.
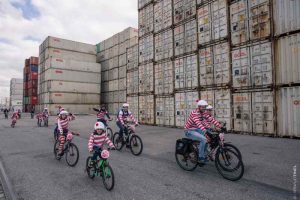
[57,115,75,131]
[202,112,221,129]
[97,110,110,120]
[36,113,43,119]
[11,113,19,120]
[88,132,114,152]
[117,110,137,125]
[184,109,206,131]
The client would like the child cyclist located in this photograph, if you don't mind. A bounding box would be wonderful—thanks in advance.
[57,110,75,159]
[11,111,19,126]
[88,122,115,164]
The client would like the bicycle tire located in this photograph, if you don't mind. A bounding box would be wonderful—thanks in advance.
[107,128,113,140]
[65,143,79,167]
[224,143,242,160]
[129,135,143,156]
[112,132,124,151]
[86,156,95,179]
[102,163,115,191]
[175,151,198,171]
[53,141,61,160]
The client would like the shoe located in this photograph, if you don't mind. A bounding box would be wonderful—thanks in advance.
[198,158,208,166]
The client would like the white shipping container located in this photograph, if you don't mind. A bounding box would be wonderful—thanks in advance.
[119,40,129,55]
[129,36,138,48]
[119,78,127,91]
[199,47,213,86]
[42,92,100,104]
[40,104,99,115]
[113,34,119,46]
[230,0,249,46]
[127,45,139,70]
[232,46,251,88]
[174,55,198,89]
[276,33,300,85]
[197,4,211,44]
[127,96,139,120]
[119,90,127,102]
[102,70,109,82]
[233,93,252,132]
[112,45,119,58]
[212,0,228,41]
[154,61,174,95]
[108,68,119,81]
[41,36,96,55]
[41,81,100,94]
[44,57,101,73]
[156,96,175,126]
[273,0,300,36]
[127,70,139,95]
[252,91,274,134]
[41,48,96,63]
[215,89,232,130]
[108,80,119,91]
[139,4,154,37]
[154,0,172,33]
[119,53,127,67]
[102,82,109,92]
[119,66,126,79]
[139,62,154,93]
[113,91,119,102]
[120,27,138,43]
[214,42,230,86]
[173,0,196,25]
[175,91,199,127]
[139,95,154,124]
[139,34,154,63]
[277,86,300,137]
[154,29,173,62]
[10,89,23,95]
[10,95,23,101]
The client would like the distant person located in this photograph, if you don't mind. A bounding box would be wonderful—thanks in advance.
[3,108,9,119]
[93,105,112,127]
[31,107,35,119]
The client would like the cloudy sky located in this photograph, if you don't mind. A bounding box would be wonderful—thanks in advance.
[0,0,138,99]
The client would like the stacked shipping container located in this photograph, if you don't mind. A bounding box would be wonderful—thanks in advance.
[10,78,23,111]
[38,36,100,115]
[23,57,38,112]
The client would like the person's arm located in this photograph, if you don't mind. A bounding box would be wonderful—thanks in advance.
[105,137,114,148]
[205,114,221,128]
[118,111,125,125]
[88,134,94,152]
[192,112,206,131]
[129,112,138,125]
[106,111,111,119]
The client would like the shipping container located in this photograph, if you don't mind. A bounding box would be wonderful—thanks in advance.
[174,54,198,90]
[139,62,154,93]
[10,89,23,96]
[199,46,214,86]
[127,70,139,95]
[102,82,109,92]
[41,81,100,94]
[233,92,252,132]
[118,40,129,55]
[139,95,155,124]
[29,96,38,105]
[119,90,127,102]
[197,4,211,45]
[232,46,251,88]
[41,92,100,104]
[154,0,172,33]
[213,42,230,86]
[28,72,38,81]
[129,36,138,47]
[273,0,300,36]
[154,29,173,61]
[102,71,109,82]
[154,61,174,95]
[108,80,119,91]
[119,78,127,91]
[275,33,300,85]
[40,36,96,55]
[138,0,152,9]
[174,19,197,56]
[119,66,126,79]
[96,41,105,53]
[29,64,38,72]
[215,88,232,130]
[127,96,139,120]
[139,34,154,64]
[277,86,300,137]
[119,27,138,43]
[101,57,119,71]
[39,104,99,115]
[175,91,199,127]
[139,4,154,37]
[112,45,119,58]
[108,68,119,81]
[173,0,196,25]
[156,96,175,126]
[11,78,23,84]
[127,45,139,70]
[212,0,229,41]
[29,57,39,65]
[28,80,38,89]
[28,88,38,96]
[119,53,127,67]
[113,33,120,46]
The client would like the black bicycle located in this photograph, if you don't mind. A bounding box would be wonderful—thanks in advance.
[113,123,143,156]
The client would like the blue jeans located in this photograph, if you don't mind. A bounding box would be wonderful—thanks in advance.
[92,146,102,161]
[116,121,128,138]
[185,129,207,160]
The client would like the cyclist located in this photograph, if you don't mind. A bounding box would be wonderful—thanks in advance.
[56,110,75,159]
[36,112,43,124]
[11,111,19,125]
[42,107,49,120]
[54,107,65,135]
[88,122,115,164]
[203,105,222,130]
[116,103,138,143]
[93,105,112,127]
[184,100,210,165]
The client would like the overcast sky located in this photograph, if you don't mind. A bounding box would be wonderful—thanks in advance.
[0,0,138,99]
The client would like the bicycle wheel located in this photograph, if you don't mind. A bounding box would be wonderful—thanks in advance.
[53,141,61,160]
[65,143,79,167]
[86,156,95,179]
[102,163,115,191]
[107,128,113,140]
[130,135,143,156]
[175,150,198,171]
[215,147,244,181]
[224,143,242,160]
[112,132,124,151]
[44,119,48,127]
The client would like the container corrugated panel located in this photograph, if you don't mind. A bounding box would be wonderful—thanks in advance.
[10,89,23,95]
[42,68,100,84]
[108,80,119,92]
[44,57,101,73]
[119,90,127,102]
[232,46,251,88]
[273,0,300,36]
[154,0,172,33]
[108,68,119,81]
[154,29,173,62]
[233,93,252,132]
[40,104,99,115]
[212,0,228,41]
[41,92,100,104]
[139,4,154,37]
[119,78,127,91]
[138,0,152,9]
[113,33,120,46]
[174,55,198,89]
[119,66,126,79]
[175,91,199,127]
[139,62,154,93]
[11,78,23,84]
[196,0,209,5]
[127,45,138,70]
[173,0,196,25]
[119,40,129,55]
[127,70,139,95]
[252,91,274,134]
[129,36,138,48]
[102,71,109,82]
[197,4,211,44]
[96,41,105,53]
[42,48,96,63]
[42,36,96,55]
[120,27,138,43]
[127,96,139,120]
[277,86,300,137]
[214,42,230,86]
[156,96,175,126]
[139,34,154,64]
[276,33,300,85]
[139,95,155,124]
[113,91,119,102]
[102,82,109,92]
[10,94,23,100]
[199,47,213,86]
[174,19,197,56]
[249,0,271,40]
[154,61,174,95]
[119,53,127,67]
[112,45,119,58]
[230,0,249,46]
[215,88,232,131]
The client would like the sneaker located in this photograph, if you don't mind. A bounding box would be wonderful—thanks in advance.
[198,158,209,166]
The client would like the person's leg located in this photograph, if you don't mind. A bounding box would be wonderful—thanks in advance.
[185,129,207,160]
[116,121,124,138]
[92,146,101,161]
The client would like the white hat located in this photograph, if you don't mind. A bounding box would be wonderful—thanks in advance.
[197,100,208,107]
[94,122,105,130]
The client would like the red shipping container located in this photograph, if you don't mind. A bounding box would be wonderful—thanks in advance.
[28,80,38,89]
[29,57,39,65]
[28,72,38,81]
[24,65,29,74]
[23,82,28,90]
[24,90,29,96]
[25,59,30,66]
[28,88,37,96]
[30,96,38,105]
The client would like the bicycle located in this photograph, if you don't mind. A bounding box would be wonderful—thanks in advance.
[175,129,244,181]
[43,115,49,127]
[86,148,115,191]
[37,116,43,127]
[113,123,143,156]
[11,118,16,128]
[53,132,80,167]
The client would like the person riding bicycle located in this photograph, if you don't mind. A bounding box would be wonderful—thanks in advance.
[11,111,19,125]
[36,112,43,122]
[42,107,49,119]
[202,105,222,131]
[57,110,75,159]
[54,107,65,134]
[93,105,112,127]
[88,122,115,164]
[184,100,210,165]
[116,103,138,143]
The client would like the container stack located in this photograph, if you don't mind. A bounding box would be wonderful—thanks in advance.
[23,57,39,112]
[96,27,138,114]
[10,78,23,111]
[38,36,101,115]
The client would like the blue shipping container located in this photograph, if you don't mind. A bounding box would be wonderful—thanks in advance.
[29,64,38,72]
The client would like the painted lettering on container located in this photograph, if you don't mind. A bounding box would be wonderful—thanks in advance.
[55,70,63,74]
